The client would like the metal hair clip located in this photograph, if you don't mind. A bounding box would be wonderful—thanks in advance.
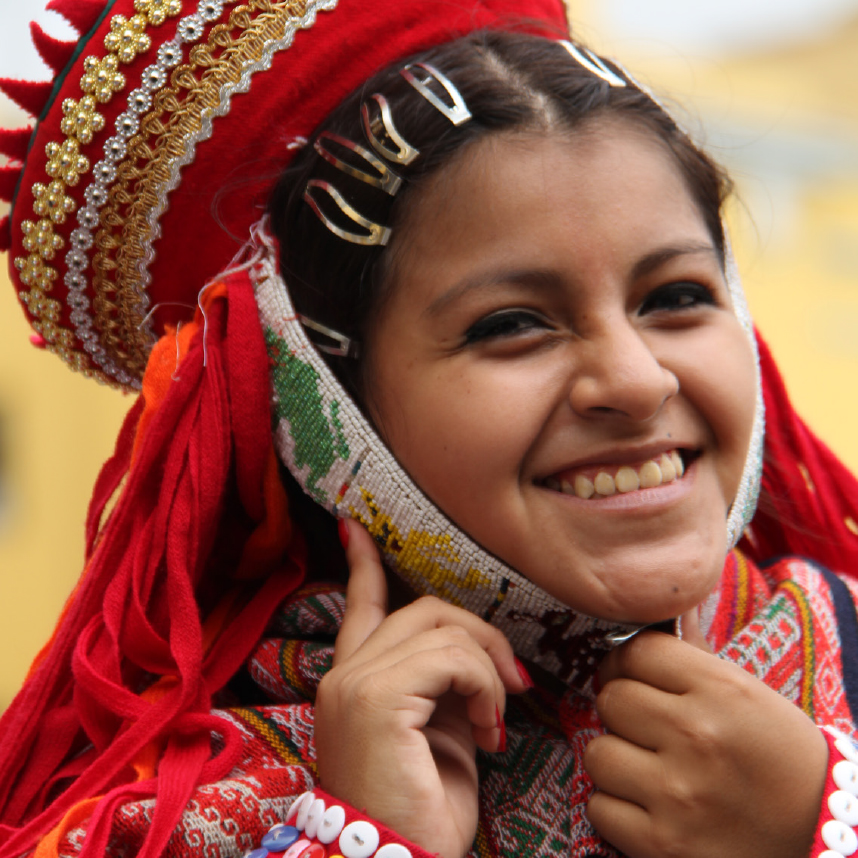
[314,132,404,195]
[561,41,626,88]
[298,314,360,359]
[400,62,473,126]
[303,180,392,246]
[361,94,421,166]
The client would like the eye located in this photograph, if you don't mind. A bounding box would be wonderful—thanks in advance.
[463,310,549,344]
[638,282,716,315]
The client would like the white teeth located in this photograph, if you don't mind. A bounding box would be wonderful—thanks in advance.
[639,460,662,488]
[594,472,616,496]
[548,450,689,499]
[615,466,640,493]
[659,453,676,482]
[574,474,595,499]
[672,450,685,478]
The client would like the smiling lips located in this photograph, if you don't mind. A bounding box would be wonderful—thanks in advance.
[545,450,687,499]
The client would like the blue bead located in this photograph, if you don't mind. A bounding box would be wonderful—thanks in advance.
[246,850,268,858]
[261,825,300,851]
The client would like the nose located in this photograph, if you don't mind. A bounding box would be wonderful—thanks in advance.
[568,322,679,421]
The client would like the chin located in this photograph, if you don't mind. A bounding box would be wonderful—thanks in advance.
[529,537,728,625]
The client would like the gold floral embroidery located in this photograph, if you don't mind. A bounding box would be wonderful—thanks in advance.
[134,0,183,26]
[21,219,64,260]
[60,95,106,145]
[104,15,152,64]
[14,256,58,290]
[44,139,90,186]
[92,0,309,379]
[32,180,76,224]
[81,55,127,103]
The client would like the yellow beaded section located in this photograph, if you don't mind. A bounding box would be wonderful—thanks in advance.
[89,0,309,380]
[351,488,491,606]
[12,0,183,385]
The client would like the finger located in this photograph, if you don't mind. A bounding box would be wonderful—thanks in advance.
[344,595,526,692]
[677,605,712,653]
[598,631,706,694]
[341,624,507,715]
[595,678,677,750]
[586,791,654,858]
[584,733,660,807]
[347,640,505,746]
[334,519,389,665]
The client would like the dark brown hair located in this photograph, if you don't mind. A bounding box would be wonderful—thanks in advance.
[268,30,732,399]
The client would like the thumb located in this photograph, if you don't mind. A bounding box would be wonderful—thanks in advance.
[678,605,712,654]
[334,518,389,664]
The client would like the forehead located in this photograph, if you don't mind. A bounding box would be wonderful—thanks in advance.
[386,116,712,284]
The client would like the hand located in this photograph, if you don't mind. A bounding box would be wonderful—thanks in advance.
[314,520,528,858]
[583,609,829,858]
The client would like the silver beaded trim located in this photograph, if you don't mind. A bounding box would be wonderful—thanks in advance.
[723,241,764,548]
[136,0,339,340]
[64,0,226,388]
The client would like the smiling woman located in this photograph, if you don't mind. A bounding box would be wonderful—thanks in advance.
[364,125,756,624]
[1,3,858,858]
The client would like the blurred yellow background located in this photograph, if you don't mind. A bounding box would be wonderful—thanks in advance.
[1,0,857,710]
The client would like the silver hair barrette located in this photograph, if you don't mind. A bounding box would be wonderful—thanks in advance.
[314,131,404,195]
[561,41,627,88]
[399,62,473,126]
[300,57,475,353]
[304,59,473,247]
[298,314,360,358]
[362,93,420,166]
[303,179,392,246]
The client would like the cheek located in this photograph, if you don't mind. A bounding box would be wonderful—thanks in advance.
[369,358,554,503]
[673,322,757,492]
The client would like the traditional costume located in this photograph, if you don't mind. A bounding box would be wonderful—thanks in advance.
[1,1,858,857]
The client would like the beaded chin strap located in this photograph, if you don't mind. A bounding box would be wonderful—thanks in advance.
[258,42,765,687]
[255,220,637,687]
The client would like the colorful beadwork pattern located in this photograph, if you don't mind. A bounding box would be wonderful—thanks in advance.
[251,216,763,683]
[252,225,639,685]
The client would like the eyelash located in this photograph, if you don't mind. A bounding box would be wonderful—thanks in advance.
[463,310,548,344]
[638,282,716,315]
[463,282,716,345]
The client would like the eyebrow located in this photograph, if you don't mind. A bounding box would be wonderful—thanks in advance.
[423,268,563,317]
[424,240,721,318]
[630,240,721,280]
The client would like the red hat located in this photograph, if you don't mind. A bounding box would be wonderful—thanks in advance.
[1,0,570,389]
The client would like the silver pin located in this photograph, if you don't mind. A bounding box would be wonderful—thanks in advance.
[298,314,359,359]
[314,131,403,196]
[303,180,391,246]
[561,42,626,88]
[400,62,472,126]
[361,94,420,166]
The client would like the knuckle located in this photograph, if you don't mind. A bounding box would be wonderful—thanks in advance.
[414,594,445,613]
[650,825,692,858]
[440,641,476,669]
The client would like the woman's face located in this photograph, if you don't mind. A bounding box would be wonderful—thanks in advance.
[364,118,756,624]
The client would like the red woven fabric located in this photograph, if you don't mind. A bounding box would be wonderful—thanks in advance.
[738,332,858,577]
[0,273,306,858]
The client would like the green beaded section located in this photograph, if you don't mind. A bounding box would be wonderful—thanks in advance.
[266,328,349,503]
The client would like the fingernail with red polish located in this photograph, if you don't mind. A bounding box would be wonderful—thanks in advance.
[338,518,349,549]
[496,705,507,753]
[514,657,535,689]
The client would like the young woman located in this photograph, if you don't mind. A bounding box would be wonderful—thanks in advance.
[1,2,857,858]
